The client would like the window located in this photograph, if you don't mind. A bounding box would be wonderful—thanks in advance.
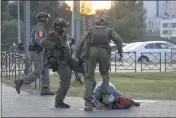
[145,44,155,49]
[165,12,168,16]
[162,23,168,28]
[160,44,168,49]
[145,43,163,49]
[155,43,162,49]
[172,23,176,28]
[163,30,168,34]
[160,43,175,49]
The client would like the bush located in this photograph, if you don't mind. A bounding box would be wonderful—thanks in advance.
[1,19,24,51]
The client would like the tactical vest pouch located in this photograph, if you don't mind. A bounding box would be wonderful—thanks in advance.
[81,37,90,60]
[90,27,109,44]
[28,44,43,53]
[45,56,58,72]
[59,47,70,61]
[28,45,35,51]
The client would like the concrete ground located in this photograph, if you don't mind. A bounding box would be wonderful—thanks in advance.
[2,84,176,117]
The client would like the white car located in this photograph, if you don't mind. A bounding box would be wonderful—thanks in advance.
[123,41,176,62]
[110,43,127,61]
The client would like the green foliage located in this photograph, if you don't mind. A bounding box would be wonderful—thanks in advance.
[107,1,147,43]
[30,2,71,27]
[8,1,24,21]
[146,31,160,36]
[47,72,176,100]
[2,1,146,46]
[1,19,24,51]
[1,1,10,21]
[2,1,72,48]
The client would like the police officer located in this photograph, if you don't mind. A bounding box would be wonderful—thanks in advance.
[40,18,72,108]
[14,12,54,96]
[75,18,123,111]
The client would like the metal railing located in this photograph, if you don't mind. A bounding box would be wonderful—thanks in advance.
[1,50,176,82]
[1,52,26,80]
[1,52,39,89]
[165,48,176,72]
[112,52,137,72]
[141,52,161,72]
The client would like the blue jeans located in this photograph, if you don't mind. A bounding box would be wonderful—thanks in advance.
[93,85,121,101]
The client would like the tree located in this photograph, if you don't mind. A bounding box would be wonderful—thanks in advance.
[30,1,71,31]
[8,1,24,21]
[1,19,24,51]
[1,1,72,50]
[107,1,147,42]
[1,1,10,21]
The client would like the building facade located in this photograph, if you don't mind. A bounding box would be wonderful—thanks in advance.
[160,19,176,40]
[156,1,176,19]
[146,17,161,32]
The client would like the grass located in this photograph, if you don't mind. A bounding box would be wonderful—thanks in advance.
[49,72,176,100]
[145,31,160,37]
[2,72,176,100]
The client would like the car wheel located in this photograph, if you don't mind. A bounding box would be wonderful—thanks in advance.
[138,56,149,62]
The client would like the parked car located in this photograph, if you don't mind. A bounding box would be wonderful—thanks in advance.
[123,41,176,62]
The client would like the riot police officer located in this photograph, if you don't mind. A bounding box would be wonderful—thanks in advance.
[14,12,54,96]
[40,18,72,108]
[76,18,123,111]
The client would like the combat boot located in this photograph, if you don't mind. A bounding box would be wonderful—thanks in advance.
[102,95,111,108]
[55,102,70,108]
[85,102,96,107]
[102,95,109,104]
[40,87,54,96]
[14,79,23,94]
[84,101,94,111]
[93,99,107,110]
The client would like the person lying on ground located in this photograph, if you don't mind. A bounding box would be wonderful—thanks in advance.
[93,81,140,110]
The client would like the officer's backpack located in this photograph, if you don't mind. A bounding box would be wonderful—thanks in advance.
[89,26,110,44]
[111,96,140,109]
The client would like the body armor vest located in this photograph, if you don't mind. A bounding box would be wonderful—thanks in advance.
[90,26,109,44]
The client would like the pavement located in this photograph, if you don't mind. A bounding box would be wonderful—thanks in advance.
[2,83,176,117]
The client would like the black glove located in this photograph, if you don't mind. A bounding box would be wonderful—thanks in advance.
[46,57,58,72]
[78,59,84,67]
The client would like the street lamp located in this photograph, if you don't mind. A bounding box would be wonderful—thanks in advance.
[17,1,21,44]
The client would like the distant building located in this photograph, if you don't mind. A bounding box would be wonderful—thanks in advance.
[146,17,161,32]
[160,19,176,40]
[111,1,117,7]
[59,1,65,6]
[156,1,176,19]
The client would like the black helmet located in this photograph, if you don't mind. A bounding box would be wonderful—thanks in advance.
[36,12,50,22]
[100,18,108,26]
[52,18,69,28]
[95,20,101,25]
[95,18,108,26]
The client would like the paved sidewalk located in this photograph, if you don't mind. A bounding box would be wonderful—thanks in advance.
[2,84,176,117]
